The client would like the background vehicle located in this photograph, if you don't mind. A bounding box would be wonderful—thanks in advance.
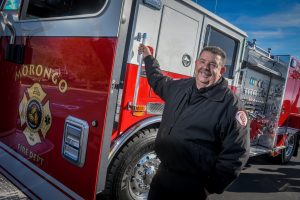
[241,40,300,163]
[0,0,299,200]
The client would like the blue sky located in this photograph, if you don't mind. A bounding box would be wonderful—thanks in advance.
[193,0,300,59]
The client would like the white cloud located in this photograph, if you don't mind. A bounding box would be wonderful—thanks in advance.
[236,3,300,28]
[248,29,284,39]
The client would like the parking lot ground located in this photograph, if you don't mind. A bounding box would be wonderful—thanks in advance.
[210,149,300,200]
[1,149,300,200]
[0,174,28,200]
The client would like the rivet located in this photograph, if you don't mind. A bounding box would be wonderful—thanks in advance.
[92,120,98,127]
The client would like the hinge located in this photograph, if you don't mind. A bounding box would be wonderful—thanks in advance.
[111,80,122,93]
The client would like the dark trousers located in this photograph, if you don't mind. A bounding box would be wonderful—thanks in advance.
[148,166,208,200]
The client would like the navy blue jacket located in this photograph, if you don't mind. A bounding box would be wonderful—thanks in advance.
[144,55,250,194]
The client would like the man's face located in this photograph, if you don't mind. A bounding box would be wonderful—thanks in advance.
[194,50,225,89]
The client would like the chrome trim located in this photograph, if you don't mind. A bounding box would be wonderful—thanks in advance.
[1,10,16,44]
[62,116,89,167]
[287,127,300,135]
[249,145,271,157]
[277,127,300,135]
[276,126,287,135]
[108,115,161,163]
[273,145,286,153]
[126,151,160,199]
[256,63,282,76]
[146,102,164,115]
[133,33,147,108]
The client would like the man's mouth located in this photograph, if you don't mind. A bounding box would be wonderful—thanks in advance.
[199,70,211,78]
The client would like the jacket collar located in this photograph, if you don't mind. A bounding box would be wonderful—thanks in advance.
[193,77,228,102]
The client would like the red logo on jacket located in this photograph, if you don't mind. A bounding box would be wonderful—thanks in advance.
[235,111,247,126]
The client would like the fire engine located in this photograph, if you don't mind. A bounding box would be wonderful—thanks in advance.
[241,40,300,163]
[0,0,299,200]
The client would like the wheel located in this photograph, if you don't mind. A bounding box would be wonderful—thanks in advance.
[279,133,297,164]
[105,127,160,200]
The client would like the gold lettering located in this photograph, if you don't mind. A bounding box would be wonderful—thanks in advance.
[15,69,22,80]
[22,65,28,76]
[29,151,34,159]
[17,144,28,156]
[52,72,58,84]
[40,158,44,165]
[29,150,44,165]
[30,65,35,76]
[58,80,68,93]
[43,67,52,80]
[36,65,43,76]
[15,64,68,93]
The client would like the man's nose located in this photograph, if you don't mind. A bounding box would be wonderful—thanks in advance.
[201,62,210,70]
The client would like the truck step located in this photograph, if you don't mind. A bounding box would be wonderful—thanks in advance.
[250,145,272,157]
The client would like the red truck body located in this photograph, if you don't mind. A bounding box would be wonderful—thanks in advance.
[0,1,299,199]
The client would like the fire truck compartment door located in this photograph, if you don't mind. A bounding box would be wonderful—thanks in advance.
[156,2,203,76]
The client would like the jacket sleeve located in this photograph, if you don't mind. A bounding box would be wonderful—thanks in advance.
[205,100,250,194]
[144,55,174,101]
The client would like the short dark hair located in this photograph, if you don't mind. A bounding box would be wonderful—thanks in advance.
[200,46,226,65]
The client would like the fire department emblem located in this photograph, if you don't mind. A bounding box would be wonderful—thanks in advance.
[19,83,52,146]
[235,111,248,127]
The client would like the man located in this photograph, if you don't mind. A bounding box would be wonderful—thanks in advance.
[138,45,250,200]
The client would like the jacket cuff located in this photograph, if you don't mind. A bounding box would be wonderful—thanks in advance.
[144,55,155,66]
[205,181,216,194]
[205,175,226,194]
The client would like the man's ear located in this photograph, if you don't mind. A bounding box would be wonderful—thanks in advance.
[220,66,226,74]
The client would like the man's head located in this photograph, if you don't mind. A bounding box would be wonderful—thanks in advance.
[194,46,226,89]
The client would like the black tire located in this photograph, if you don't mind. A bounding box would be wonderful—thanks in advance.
[104,127,160,200]
[293,134,299,157]
[279,133,297,164]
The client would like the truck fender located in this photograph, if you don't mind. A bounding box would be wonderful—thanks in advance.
[108,115,161,164]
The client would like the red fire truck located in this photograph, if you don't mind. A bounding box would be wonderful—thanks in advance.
[0,0,299,200]
[241,40,300,163]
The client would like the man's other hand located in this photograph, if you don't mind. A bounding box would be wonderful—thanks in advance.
[138,44,151,58]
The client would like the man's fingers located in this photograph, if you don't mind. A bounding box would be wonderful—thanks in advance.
[138,44,144,55]
[138,44,151,57]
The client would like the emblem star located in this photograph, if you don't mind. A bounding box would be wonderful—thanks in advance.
[45,115,51,125]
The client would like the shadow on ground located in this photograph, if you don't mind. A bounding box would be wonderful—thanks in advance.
[226,155,300,194]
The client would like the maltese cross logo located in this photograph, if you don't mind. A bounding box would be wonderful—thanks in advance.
[19,83,52,146]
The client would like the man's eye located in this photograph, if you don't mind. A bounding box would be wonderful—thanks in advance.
[209,63,217,68]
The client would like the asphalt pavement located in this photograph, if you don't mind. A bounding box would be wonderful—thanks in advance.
[209,148,300,200]
[1,149,300,200]
[0,175,28,200]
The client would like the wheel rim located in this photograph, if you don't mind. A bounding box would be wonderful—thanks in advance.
[123,151,160,200]
[285,134,295,158]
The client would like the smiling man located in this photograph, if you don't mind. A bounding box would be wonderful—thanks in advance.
[138,45,250,200]
[194,47,226,89]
